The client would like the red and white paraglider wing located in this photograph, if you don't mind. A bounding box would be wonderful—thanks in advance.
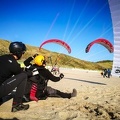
[85,38,114,53]
[39,39,71,53]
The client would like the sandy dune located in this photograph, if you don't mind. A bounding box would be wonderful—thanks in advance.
[0,69,120,120]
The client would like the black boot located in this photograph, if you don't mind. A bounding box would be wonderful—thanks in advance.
[71,89,77,98]
[56,89,76,99]
[11,103,29,112]
[56,91,70,98]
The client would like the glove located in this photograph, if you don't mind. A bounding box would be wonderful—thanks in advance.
[33,53,38,58]
[59,73,64,79]
[32,68,39,76]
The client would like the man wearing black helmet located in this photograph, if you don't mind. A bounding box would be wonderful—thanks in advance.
[0,41,32,112]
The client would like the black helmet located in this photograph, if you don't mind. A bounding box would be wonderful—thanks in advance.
[9,42,26,59]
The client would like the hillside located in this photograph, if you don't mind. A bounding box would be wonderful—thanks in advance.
[0,39,113,70]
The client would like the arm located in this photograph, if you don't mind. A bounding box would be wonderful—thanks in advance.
[24,54,38,67]
[45,69,64,82]
[24,57,33,67]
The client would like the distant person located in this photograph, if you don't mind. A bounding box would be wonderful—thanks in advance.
[101,71,103,76]
[51,63,60,75]
[107,68,111,78]
[103,68,108,78]
[23,55,77,102]
[0,42,32,112]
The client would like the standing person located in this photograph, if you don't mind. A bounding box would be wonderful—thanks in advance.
[103,68,107,78]
[51,63,60,75]
[23,55,77,102]
[107,68,111,78]
[0,41,32,112]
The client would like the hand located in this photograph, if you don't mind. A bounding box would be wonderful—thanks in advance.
[33,53,38,58]
[59,73,64,79]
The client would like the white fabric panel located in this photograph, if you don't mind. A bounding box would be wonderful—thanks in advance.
[108,0,120,77]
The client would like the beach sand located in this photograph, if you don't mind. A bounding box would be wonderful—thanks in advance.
[0,69,120,120]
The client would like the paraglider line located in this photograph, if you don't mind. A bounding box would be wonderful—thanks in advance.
[68,1,108,45]
[44,13,60,41]
[63,0,76,41]
[66,0,90,42]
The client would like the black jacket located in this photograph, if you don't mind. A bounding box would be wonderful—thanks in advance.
[0,54,32,85]
[24,57,61,83]
[0,54,23,85]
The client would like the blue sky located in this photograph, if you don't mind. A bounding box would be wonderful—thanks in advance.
[0,0,114,62]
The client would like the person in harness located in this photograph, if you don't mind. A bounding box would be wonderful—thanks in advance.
[0,41,32,112]
[23,54,77,102]
[51,63,60,75]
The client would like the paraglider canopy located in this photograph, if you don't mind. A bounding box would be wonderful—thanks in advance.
[39,39,71,54]
[85,38,114,53]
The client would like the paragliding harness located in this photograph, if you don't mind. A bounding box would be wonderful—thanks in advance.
[24,67,48,102]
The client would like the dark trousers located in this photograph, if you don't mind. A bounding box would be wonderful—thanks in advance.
[0,73,27,104]
[23,84,71,102]
[47,86,71,99]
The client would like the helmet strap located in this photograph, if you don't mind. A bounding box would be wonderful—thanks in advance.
[14,52,23,60]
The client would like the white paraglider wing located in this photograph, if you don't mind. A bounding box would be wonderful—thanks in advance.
[108,0,120,77]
